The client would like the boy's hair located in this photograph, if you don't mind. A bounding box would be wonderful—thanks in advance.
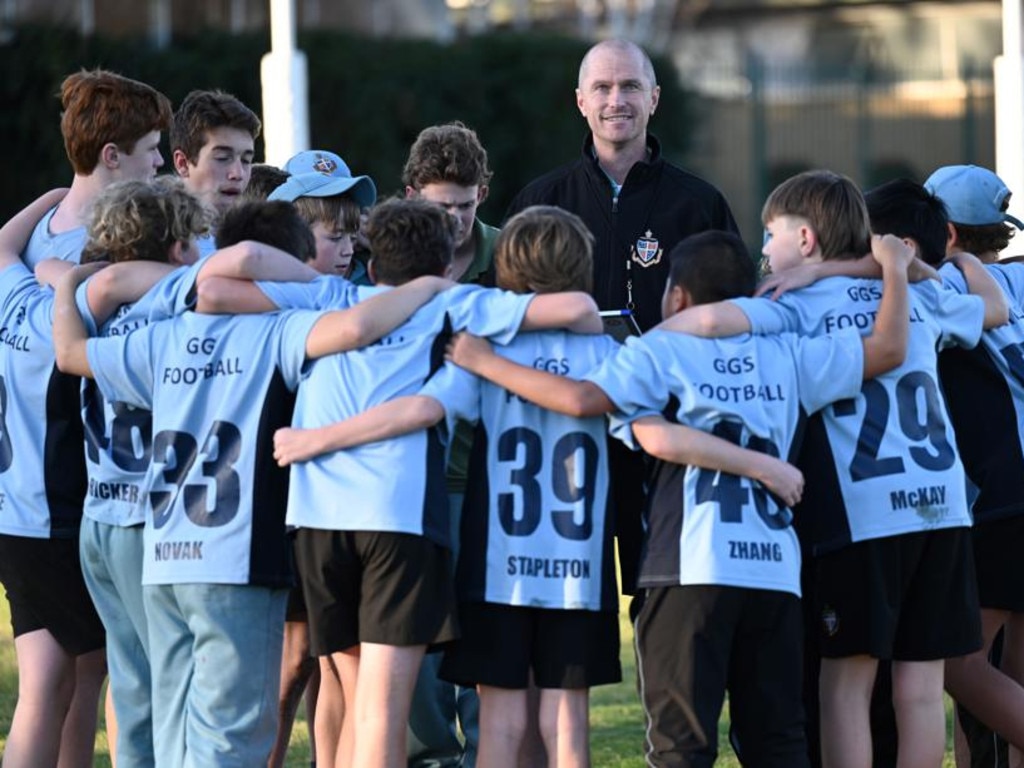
[365,197,457,285]
[243,164,290,203]
[81,177,211,265]
[762,170,872,261]
[401,121,493,190]
[949,222,1014,257]
[292,196,362,237]
[60,69,173,176]
[668,230,757,304]
[864,179,949,266]
[495,206,593,294]
[215,200,315,262]
[170,90,261,165]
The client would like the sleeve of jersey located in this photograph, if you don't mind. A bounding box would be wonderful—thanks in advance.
[86,332,154,410]
[73,281,99,337]
[273,310,324,390]
[255,275,355,310]
[920,280,985,350]
[418,362,481,446]
[1001,263,1024,312]
[0,262,33,314]
[791,330,865,414]
[449,285,532,345]
[937,262,968,294]
[728,296,797,334]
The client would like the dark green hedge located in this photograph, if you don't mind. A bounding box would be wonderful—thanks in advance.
[0,25,696,223]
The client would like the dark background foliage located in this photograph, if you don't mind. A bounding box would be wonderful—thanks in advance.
[0,25,697,223]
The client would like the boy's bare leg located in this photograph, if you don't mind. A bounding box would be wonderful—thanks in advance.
[946,609,1024,754]
[3,629,77,768]
[269,619,316,768]
[479,685,529,768]
[330,649,360,768]
[820,655,878,768]
[316,656,345,767]
[105,684,119,768]
[891,660,945,768]
[1000,615,1024,768]
[538,688,590,768]
[518,675,547,767]
[57,648,106,768]
[348,642,425,768]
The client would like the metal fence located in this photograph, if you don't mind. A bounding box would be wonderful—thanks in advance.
[680,58,995,249]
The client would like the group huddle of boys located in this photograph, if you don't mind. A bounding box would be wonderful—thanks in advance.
[2,65,1024,768]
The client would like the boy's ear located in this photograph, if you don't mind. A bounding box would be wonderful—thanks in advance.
[100,143,120,170]
[667,284,689,314]
[367,258,377,285]
[476,185,489,205]
[168,240,187,265]
[946,221,959,250]
[404,185,417,200]
[798,223,817,258]
[172,149,191,178]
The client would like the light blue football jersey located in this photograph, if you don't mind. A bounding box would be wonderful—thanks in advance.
[285,284,533,545]
[0,263,86,538]
[422,331,620,612]
[21,206,87,269]
[256,274,359,310]
[588,328,863,596]
[731,276,983,553]
[938,261,1024,522]
[86,309,319,586]
[76,261,208,527]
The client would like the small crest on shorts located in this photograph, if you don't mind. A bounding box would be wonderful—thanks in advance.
[312,154,338,175]
[631,230,662,267]
[821,605,840,637]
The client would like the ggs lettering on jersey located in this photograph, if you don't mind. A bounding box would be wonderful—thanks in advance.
[163,337,243,384]
[700,356,784,403]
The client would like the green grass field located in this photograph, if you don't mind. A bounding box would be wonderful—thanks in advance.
[0,593,958,766]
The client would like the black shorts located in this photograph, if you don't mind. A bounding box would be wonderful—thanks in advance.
[293,528,458,656]
[439,601,621,690]
[0,533,105,656]
[972,515,1024,611]
[634,585,808,768]
[814,527,982,660]
[285,582,307,622]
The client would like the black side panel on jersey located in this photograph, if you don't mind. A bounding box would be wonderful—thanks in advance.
[457,421,491,600]
[44,367,87,537]
[793,411,852,556]
[636,394,684,587]
[421,313,455,547]
[939,344,1024,522]
[248,368,296,588]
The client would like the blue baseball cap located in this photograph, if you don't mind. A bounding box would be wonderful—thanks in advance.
[924,164,1024,229]
[269,171,377,208]
[284,149,351,178]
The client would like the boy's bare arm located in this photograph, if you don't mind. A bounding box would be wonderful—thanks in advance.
[274,395,445,466]
[195,276,279,314]
[945,251,1010,329]
[861,234,912,379]
[445,332,613,417]
[54,264,107,378]
[34,259,75,288]
[195,240,319,285]
[304,276,454,359]
[654,301,751,338]
[756,254,876,300]
[519,291,602,334]
[629,415,804,507]
[0,189,68,270]
[84,262,176,324]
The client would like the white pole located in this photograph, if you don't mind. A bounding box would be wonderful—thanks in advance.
[995,0,1024,210]
[260,0,309,167]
